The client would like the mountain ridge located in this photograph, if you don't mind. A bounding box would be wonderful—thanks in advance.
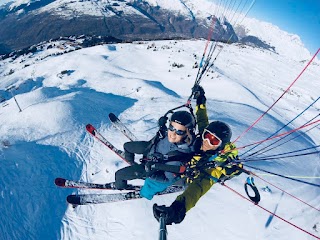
[0,0,238,53]
[0,0,314,61]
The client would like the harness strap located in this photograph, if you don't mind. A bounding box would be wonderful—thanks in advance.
[149,163,186,174]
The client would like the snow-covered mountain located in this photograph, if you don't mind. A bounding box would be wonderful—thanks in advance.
[0,0,314,62]
[237,17,312,61]
[0,36,319,239]
[0,0,237,54]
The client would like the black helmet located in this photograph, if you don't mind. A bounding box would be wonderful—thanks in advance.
[170,111,195,130]
[205,121,232,147]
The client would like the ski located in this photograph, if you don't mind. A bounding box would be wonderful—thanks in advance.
[67,191,142,205]
[108,113,138,141]
[86,124,132,165]
[66,185,186,205]
[55,177,140,191]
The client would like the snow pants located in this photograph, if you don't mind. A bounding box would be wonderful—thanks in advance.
[115,164,146,189]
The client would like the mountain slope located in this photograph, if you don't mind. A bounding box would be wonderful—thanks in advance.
[0,39,319,239]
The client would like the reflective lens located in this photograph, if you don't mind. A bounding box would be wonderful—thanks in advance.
[168,124,187,136]
[202,129,222,146]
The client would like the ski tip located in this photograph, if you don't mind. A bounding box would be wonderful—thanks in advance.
[86,124,95,133]
[67,195,81,205]
[108,113,118,122]
[55,177,66,187]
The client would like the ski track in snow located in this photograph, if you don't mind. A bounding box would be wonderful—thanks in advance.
[0,39,319,240]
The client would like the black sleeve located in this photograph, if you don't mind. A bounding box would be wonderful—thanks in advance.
[167,151,194,163]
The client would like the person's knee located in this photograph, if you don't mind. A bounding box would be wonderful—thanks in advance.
[115,167,126,180]
[124,142,131,151]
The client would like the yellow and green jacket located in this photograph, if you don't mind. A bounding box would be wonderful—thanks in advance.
[176,103,242,212]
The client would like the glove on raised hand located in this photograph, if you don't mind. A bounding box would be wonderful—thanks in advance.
[192,85,206,105]
[158,116,168,127]
[157,116,168,139]
[153,200,186,225]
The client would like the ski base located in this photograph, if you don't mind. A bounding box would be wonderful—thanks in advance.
[55,177,140,191]
[67,185,185,205]
[108,113,138,141]
[86,123,132,165]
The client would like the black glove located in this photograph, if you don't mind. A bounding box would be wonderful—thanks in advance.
[183,160,201,183]
[157,116,168,139]
[145,152,164,174]
[218,155,240,167]
[150,152,164,162]
[184,166,200,183]
[158,116,168,127]
[144,161,155,175]
[192,85,206,105]
[153,201,186,225]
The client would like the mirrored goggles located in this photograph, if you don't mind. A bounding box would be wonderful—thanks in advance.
[168,124,187,136]
[202,129,222,147]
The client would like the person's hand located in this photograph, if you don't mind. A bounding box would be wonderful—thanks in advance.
[182,158,201,183]
[225,155,240,165]
[158,116,168,127]
[144,153,164,175]
[184,166,200,183]
[153,201,186,225]
[149,152,164,162]
[192,85,206,105]
[157,116,168,139]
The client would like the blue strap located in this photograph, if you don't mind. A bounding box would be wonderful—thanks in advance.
[246,176,255,186]
[208,153,218,162]
[208,175,219,183]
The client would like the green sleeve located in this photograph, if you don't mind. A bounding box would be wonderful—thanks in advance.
[196,104,209,134]
[175,176,214,212]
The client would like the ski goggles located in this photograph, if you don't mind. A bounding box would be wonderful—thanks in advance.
[202,129,222,147]
[168,124,187,136]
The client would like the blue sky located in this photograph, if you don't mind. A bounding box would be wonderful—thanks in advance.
[247,0,320,54]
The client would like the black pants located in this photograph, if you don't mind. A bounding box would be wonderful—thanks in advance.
[115,141,151,189]
[123,140,151,164]
[115,164,147,189]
